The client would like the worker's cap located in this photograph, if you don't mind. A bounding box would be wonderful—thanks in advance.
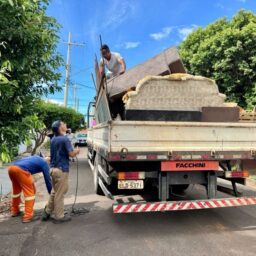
[52,120,61,134]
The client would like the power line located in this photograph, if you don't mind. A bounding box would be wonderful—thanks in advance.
[71,66,93,77]
[70,80,94,89]
[75,82,95,90]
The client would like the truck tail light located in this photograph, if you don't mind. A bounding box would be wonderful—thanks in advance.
[117,172,145,180]
[225,170,249,178]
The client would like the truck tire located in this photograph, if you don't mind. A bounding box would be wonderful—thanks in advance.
[93,155,104,195]
[108,178,118,195]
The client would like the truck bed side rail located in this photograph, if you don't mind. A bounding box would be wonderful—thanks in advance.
[107,150,255,161]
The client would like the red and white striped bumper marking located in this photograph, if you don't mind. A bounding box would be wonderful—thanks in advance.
[113,197,256,214]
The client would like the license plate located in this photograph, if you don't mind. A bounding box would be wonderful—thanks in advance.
[118,180,144,189]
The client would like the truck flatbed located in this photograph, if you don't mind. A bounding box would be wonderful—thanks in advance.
[87,120,256,159]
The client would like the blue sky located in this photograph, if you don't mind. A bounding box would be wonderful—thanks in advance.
[46,0,256,115]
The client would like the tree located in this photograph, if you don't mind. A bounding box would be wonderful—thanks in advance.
[30,101,85,155]
[179,10,256,109]
[0,0,63,162]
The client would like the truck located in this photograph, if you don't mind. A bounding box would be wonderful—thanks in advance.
[87,47,256,214]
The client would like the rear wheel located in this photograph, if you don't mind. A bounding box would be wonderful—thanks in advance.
[93,154,104,195]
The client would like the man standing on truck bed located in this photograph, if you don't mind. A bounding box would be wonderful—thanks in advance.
[100,44,126,79]
[42,120,80,224]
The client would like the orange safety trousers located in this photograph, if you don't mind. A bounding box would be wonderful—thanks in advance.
[8,165,36,221]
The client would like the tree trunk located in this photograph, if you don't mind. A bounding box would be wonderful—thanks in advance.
[31,129,48,155]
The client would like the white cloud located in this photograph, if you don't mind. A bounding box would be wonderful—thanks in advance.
[115,41,141,49]
[87,0,137,44]
[216,3,225,9]
[150,27,173,41]
[45,99,64,106]
[178,25,197,40]
[124,41,141,49]
[215,3,232,11]
[103,0,136,29]
[149,24,198,43]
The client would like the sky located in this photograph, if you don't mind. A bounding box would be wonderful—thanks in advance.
[46,0,256,116]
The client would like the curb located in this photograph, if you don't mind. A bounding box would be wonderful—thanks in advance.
[246,176,256,188]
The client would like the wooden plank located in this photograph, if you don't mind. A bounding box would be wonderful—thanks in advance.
[125,110,201,121]
[95,87,112,123]
[202,107,240,122]
[240,112,256,122]
[94,57,101,91]
[106,47,186,99]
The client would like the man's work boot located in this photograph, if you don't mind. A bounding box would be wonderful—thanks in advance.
[52,215,71,224]
[11,211,22,217]
[41,207,51,221]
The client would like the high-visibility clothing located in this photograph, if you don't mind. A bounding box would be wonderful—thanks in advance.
[8,165,36,221]
[13,156,52,194]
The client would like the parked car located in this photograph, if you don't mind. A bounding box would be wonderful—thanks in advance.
[74,133,87,147]
[66,132,76,147]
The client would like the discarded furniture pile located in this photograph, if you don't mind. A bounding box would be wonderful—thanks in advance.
[105,47,243,123]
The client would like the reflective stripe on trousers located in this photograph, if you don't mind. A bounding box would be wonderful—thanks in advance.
[24,195,36,201]
[12,193,21,198]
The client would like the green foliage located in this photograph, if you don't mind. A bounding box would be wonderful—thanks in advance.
[36,101,85,132]
[0,0,63,161]
[30,101,84,154]
[179,10,256,109]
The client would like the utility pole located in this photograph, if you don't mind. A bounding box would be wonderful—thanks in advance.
[77,98,80,112]
[73,82,77,110]
[63,32,85,107]
[74,97,78,112]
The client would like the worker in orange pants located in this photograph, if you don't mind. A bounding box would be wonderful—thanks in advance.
[8,156,52,223]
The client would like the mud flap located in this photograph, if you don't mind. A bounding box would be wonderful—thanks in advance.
[207,172,217,199]
[158,172,169,201]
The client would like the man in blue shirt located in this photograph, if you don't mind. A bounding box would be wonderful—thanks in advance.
[8,156,52,223]
[42,120,79,224]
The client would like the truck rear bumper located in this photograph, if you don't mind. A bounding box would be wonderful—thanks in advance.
[113,197,256,214]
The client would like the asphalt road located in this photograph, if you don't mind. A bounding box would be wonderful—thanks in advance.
[1,148,256,256]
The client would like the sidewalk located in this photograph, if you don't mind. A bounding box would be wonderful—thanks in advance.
[247,175,256,188]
